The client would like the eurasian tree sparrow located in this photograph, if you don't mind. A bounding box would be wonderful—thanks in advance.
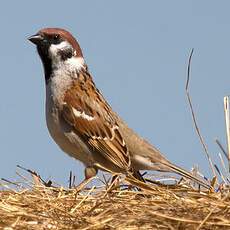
[28,28,210,188]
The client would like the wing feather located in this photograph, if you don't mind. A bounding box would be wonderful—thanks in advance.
[62,72,131,172]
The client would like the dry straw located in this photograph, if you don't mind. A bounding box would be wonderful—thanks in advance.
[0,172,230,230]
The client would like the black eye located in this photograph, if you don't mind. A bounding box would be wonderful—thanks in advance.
[54,34,60,40]
[52,34,60,44]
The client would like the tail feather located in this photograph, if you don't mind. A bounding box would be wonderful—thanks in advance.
[164,162,211,189]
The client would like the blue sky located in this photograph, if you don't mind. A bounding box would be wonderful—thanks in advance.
[1,1,230,186]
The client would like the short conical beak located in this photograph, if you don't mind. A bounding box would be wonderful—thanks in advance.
[28,34,43,45]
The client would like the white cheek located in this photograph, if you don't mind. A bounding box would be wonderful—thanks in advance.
[49,41,70,60]
[49,41,85,72]
[65,57,85,71]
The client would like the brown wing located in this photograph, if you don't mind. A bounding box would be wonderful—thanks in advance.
[62,71,131,172]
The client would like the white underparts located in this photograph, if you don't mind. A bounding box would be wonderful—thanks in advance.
[72,107,95,121]
[49,41,85,73]
[133,155,154,170]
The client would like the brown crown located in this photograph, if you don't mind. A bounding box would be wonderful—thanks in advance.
[38,28,83,58]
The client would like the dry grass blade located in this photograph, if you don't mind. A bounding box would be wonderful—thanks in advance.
[70,186,96,214]
[224,96,230,171]
[196,192,230,230]
[185,49,217,179]
[215,139,228,160]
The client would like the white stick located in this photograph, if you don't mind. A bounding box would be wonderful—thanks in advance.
[224,96,230,171]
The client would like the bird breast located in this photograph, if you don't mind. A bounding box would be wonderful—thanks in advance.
[45,78,94,166]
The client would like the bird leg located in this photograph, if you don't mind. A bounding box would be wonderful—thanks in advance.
[74,166,98,192]
[107,170,145,192]
[132,170,146,183]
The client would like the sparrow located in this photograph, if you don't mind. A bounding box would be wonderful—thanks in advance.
[28,28,210,188]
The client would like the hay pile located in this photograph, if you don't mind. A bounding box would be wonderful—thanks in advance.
[0,173,230,230]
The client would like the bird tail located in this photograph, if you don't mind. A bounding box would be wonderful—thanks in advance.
[162,161,211,189]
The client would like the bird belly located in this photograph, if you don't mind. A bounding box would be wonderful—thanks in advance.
[45,96,94,167]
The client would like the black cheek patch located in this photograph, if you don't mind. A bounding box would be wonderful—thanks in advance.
[58,48,73,61]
